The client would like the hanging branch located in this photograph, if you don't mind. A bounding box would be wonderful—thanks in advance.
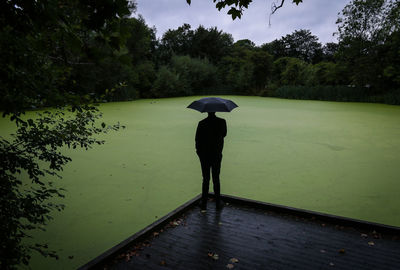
[271,0,285,15]
[269,0,303,26]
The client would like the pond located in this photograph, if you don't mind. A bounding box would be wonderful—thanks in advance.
[2,96,400,269]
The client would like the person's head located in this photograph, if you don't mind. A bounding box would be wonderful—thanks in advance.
[207,112,216,117]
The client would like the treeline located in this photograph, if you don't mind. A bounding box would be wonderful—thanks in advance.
[99,0,400,105]
[2,0,399,113]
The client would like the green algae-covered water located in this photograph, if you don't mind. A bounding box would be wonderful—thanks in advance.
[2,96,400,269]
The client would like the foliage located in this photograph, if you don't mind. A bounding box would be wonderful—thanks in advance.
[274,85,373,102]
[1,0,400,267]
[312,62,339,85]
[186,0,303,20]
[151,66,187,97]
[158,24,194,64]
[272,57,313,88]
[336,0,400,91]
[0,0,133,268]
[337,0,399,42]
[0,0,135,114]
[261,39,287,60]
[281,29,323,63]
[158,24,233,65]
[172,56,218,94]
[262,29,323,63]
[322,43,339,62]
[68,15,157,100]
[151,55,218,97]
[191,26,234,64]
[0,106,123,268]
[218,40,273,94]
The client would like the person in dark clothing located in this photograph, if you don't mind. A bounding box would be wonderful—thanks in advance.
[195,112,227,210]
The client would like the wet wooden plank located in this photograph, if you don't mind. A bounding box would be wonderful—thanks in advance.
[99,199,400,270]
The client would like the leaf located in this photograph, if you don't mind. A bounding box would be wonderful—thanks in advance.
[216,2,225,10]
[229,258,239,263]
[368,241,375,246]
[208,252,219,260]
[226,263,234,269]
[227,7,241,20]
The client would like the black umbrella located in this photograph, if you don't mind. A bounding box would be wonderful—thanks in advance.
[187,97,238,113]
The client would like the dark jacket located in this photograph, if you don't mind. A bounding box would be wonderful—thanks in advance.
[195,115,227,157]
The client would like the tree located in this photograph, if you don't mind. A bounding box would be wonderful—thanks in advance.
[281,29,323,63]
[124,16,157,98]
[218,40,254,92]
[151,55,218,97]
[0,0,133,268]
[250,50,274,90]
[186,0,303,20]
[272,57,312,87]
[158,23,194,63]
[171,55,218,94]
[151,66,187,97]
[337,0,399,43]
[312,62,339,85]
[218,40,273,93]
[158,24,233,65]
[336,0,400,90]
[261,39,286,60]
[191,25,234,64]
[322,42,339,62]
[261,30,323,63]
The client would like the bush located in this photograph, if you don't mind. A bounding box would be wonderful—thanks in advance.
[151,66,189,97]
[274,85,374,102]
[382,89,400,105]
[273,57,313,87]
[171,55,218,94]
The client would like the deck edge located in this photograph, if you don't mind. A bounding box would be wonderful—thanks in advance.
[217,193,400,234]
[78,193,400,269]
[77,194,201,270]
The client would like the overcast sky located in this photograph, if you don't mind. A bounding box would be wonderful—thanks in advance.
[134,0,352,46]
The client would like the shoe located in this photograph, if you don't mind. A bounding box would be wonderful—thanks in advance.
[200,201,207,211]
[216,199,224,210]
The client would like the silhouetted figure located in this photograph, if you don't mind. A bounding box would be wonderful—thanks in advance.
[195,112,227,210]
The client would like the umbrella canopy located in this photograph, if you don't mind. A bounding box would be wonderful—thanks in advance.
[187,97,238,113]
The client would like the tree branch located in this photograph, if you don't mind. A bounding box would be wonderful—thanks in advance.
[271,0,285,15]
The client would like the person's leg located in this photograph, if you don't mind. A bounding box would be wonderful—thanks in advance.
[199,157,211,210]
[211,154,222,207]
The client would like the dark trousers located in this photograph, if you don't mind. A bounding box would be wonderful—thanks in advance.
[199,154,222,205]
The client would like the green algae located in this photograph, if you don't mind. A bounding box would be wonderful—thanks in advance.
[1,96,400,269]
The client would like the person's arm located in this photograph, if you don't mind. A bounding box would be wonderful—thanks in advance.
[195,122,201,152]
[222,119,227,138]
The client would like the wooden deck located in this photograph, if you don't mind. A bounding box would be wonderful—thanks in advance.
[81,195,400,270]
